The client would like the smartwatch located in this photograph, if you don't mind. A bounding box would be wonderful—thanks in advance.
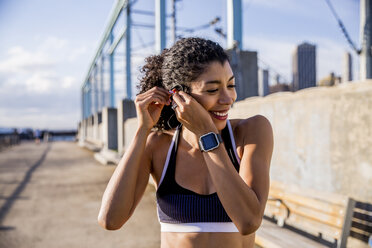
[198,132,223,152]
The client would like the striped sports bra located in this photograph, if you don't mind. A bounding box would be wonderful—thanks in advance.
[156,120,241,232]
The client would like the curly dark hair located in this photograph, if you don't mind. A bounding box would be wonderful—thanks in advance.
[137,37,229,130]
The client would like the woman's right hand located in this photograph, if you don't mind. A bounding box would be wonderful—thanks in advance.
[134,86,171,131]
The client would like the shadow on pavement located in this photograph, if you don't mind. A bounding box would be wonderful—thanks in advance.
[0,144,51,227]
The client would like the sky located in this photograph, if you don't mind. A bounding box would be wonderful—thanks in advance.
[0,0,360,130]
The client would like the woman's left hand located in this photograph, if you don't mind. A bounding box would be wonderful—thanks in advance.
[172,91,218,136]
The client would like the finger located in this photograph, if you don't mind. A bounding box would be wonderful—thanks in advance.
[172,94,186,111]
[177,91,193,104]
[137,87,170,101]
[137,90,169,103]
[138,95,167,107]
[172,92,186,104]
[150,86,172,97]
[148,96,168,106]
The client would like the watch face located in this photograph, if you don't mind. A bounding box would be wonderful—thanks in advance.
[201,133,218,150]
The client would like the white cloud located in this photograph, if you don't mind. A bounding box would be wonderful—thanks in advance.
[25,72,53,93]
[41,36,69,51]
[67,45,89,62]
[0,36,84,93]
[0,46,54,74]
[61,76,77,89]
[0,35,86,129]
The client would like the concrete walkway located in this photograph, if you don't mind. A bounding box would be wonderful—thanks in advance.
[0,141,160,248]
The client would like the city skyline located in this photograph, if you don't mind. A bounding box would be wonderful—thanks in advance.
[292,42,317,91]
[0,0,360,129]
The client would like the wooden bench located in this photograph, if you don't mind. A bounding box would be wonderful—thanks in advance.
[255,181,372,248]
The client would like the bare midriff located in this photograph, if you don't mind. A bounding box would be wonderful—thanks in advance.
[161,232,255,248]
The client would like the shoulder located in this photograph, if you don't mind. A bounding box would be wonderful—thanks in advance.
[146,129,175,150]
[145,129,175,183]
[230,115,273,146]
[144,129,176,164]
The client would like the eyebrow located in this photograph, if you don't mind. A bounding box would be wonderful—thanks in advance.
[205,75,235,85]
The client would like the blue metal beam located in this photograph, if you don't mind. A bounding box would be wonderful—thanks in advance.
[227,0,242,50]
[93,65,99,112]
[107,26,127,55]
[85,81,92,117]
[100,55,105,110]
[126,4,132,99]
[81,0,128,91]
[109,33,115,107]
[82,89,85,119]
[155,0,166,54]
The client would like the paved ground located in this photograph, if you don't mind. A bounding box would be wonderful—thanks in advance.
[0,141,160,248]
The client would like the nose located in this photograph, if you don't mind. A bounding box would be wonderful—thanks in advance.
[218,88,235,105]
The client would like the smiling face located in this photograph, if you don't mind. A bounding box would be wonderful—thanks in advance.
[189,60,237,131]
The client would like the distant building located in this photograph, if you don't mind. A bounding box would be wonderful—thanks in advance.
[258,69,269,96]
[343,52,352,83]
[292,42,316,91]
[274,74,281,85]
[269,83,290,94]
[227,49,258,101]
[318,72,342,87]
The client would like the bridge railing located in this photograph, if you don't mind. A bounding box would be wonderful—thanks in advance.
[0,133,20,151]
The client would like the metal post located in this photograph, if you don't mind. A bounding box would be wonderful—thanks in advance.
[87,81,92,116]
[343,52,353,82]
[258,69,269,97]
[93,65,99,113]
[109,33,115,107]
[82,90,84,119]
[126,4,132,99]
[83,87,86,119]
[171,0,176,45]
[155,0,166,54]
[100,55,105,110]
[227,0,242,50]
[85,87,89,118]
[360,0,372,80]
[85,89,89,118]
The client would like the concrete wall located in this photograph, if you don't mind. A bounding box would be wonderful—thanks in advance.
[117,99,137,155]
[93,112,102,142]
[229,80,372,202]
[124,118,138,151]
[102,107,118,150]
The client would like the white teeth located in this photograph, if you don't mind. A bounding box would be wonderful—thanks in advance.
[212,111,228,117]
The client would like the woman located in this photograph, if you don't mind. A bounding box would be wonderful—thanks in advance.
[98,37,273,248]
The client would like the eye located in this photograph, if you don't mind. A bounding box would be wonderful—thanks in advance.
[228,85,236,89]
[206,89,218,93]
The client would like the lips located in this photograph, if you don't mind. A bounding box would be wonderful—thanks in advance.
[209,110,229,120]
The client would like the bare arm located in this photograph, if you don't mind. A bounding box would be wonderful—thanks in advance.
[98,87,170,230]
[98,128,151,230]
[201,116,273,235]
